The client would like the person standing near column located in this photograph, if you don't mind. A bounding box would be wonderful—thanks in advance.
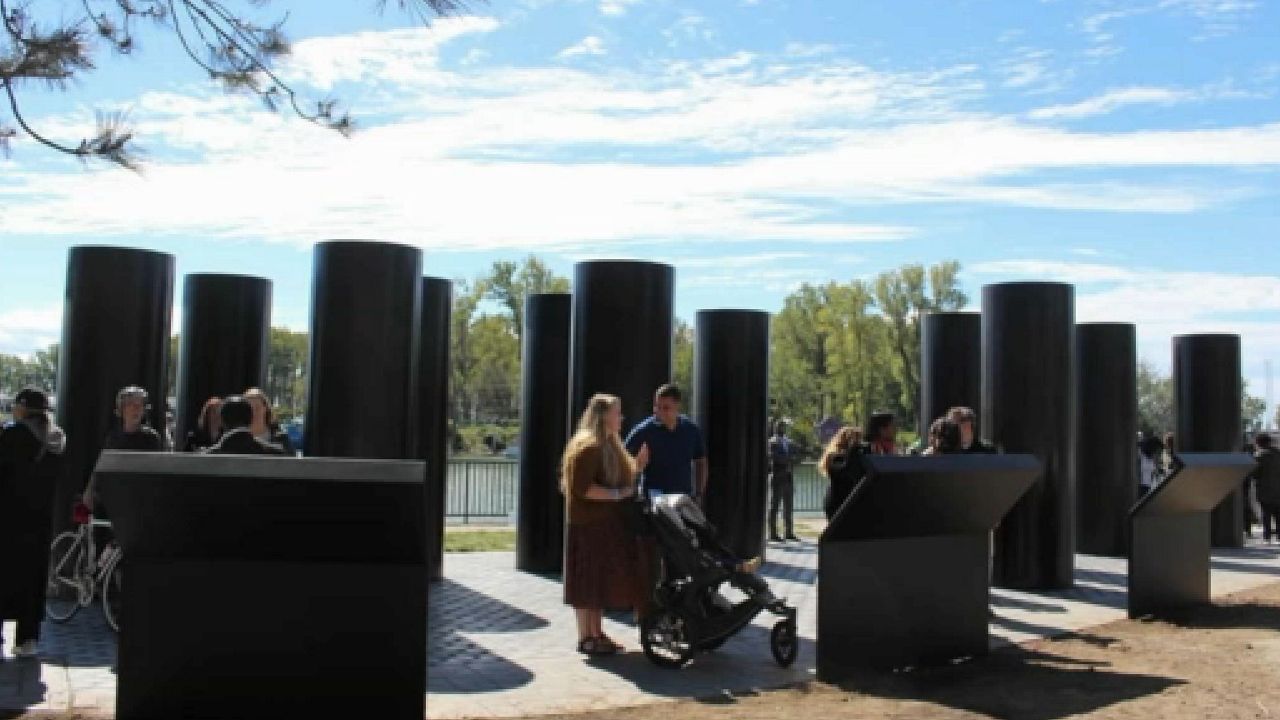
[0,389,67,658]
[768,420,799,542]
[947,406,996,453]
[625,384,707,501]
[1252,434,1280,543]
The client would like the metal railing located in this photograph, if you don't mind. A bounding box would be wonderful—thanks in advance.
[445,458,830,524]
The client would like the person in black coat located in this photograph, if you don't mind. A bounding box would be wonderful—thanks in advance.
[819,425,866,521]
[204,396,288,456]
[0,389,67,658]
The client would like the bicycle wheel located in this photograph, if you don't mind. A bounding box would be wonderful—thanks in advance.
[101,557,123,633]
[46,531,89,622]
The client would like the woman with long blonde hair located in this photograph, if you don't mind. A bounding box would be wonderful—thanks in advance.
[819,425,865,521]
[561,393,650,656]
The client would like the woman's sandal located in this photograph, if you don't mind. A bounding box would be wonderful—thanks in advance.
[577,637,612,656]
[594,634,623,654]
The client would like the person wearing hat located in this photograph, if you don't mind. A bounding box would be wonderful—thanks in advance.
[204,396,288,456]
[0,389,67,659]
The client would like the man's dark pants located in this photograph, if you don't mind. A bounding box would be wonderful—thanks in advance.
[769,471,795,538]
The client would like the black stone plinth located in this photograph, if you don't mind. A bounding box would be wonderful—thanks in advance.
[174,274,272,450]
[95,452,426,720]
[1173,334,1244,548]
[920,311,981,433]
[55,246,174,528]
[1128,453,1254,618]
[570,261,674,438]
[982,282,1076,590]
[411,277,452,581]
[693,310,770,560]
[1075,323,1137,557]
[304,241,422,459]
[517,294,572,574]
[818,455,1040,676]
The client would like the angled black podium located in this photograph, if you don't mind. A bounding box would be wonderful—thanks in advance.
[817,454,1039,677]
[1128,452,1253,619]
[96,452,427,720]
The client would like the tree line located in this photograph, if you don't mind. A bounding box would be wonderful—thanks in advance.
[1,257,1272,454]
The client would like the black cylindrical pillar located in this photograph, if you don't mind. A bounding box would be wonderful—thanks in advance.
[920,311,982,434]
[516,294,572,573]
[1173,333,1243,548]
[56,246,175,528]
[570,261,674,439]
[1074,322,1137,557]
[983,282,1076,590]
[304,241,422,459]
[694,310,770,560]
[174,274,272,450]
[412,277,453,581]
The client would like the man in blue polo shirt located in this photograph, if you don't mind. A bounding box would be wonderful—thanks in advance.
[625,383,708,500]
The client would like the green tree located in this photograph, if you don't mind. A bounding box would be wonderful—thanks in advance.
[2,1,465,167]
[450,279,484,423]
[266,328,309,417]
[672,319,694,394]
[1243,381,1267,432]
[466,315,520,423]
[871,261,967,432]
[477,256,571,346]
[1137,360,1174,436]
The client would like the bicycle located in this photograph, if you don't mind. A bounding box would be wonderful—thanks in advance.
[45,502,123,632]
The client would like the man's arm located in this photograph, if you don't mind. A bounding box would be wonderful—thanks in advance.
[695,457,709,498]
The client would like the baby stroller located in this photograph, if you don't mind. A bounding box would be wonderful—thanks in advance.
[638,493,798,669]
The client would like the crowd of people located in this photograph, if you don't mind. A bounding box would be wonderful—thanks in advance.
[0,383,295,660]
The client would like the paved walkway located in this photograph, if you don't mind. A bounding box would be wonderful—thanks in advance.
[4,540,1280,718]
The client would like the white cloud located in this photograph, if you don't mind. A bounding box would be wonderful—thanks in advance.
[599,0,641,16]
[1028,83,1256,120]
[1029,86,1196,120]
[0,305,63,356]
[5,29,1280,254]
[557,35,607,59]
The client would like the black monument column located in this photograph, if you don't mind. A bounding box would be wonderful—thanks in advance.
[174,274,272,450]
[920,311,982,433]
[694,310,770,560]
[411,277,452,581]
[1074,322,1137,557]
[516,293,572,573]
[570,261,674,439]
[55,246,174,530]
[1173,333,1244,548]
[982,282,1076,589]
[304,241,422,459]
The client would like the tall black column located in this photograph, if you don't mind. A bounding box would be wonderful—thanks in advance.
[1075,322,1136,557]
[982,282,1076,590]
[516,294,571,573]
[304,241,422,459]
[174,274,272,450]
[694,310,770,559]
[409,277,453,581]
[920,312,982,433]
[1173,333,1243,548]
[55,246,174,529]
[570,261,674,439]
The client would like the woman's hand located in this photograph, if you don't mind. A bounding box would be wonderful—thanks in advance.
[634,442,651,472]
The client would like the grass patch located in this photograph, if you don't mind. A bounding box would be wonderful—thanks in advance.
[445,528,517,552]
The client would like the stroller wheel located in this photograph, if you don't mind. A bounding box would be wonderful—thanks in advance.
[770,619,799,668]
[640,612,695,669]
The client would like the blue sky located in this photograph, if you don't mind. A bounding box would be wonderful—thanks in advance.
[2,0,1279,418]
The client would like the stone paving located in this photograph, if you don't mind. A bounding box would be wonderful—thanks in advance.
[4,539,1280,718]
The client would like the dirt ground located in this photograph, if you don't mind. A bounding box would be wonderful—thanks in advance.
[8,580,1280,720]
[539,580,1280,720]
